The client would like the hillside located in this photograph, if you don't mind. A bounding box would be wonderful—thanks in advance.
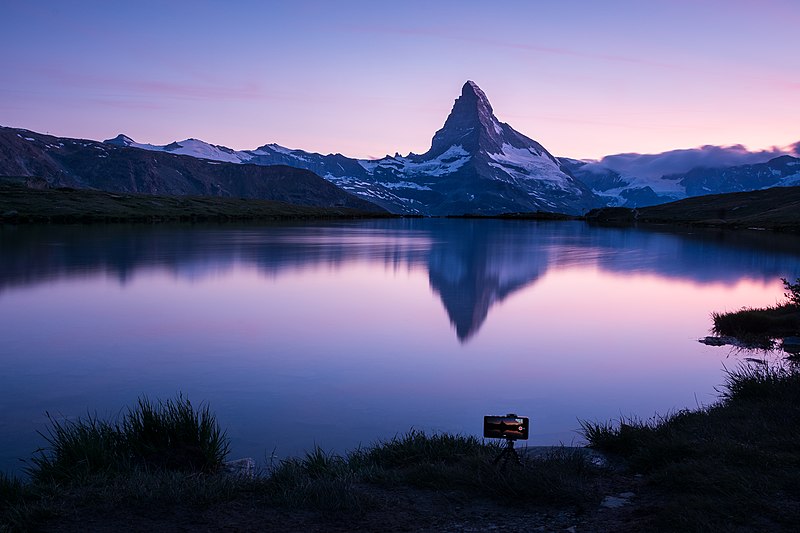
[586,186,800,231]
[0,127,384,213]
[0,179,388,223]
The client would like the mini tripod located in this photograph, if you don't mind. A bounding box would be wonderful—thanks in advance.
[492,437,522,468]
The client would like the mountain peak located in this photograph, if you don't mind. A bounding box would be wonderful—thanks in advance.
[461,80,493,114]
[105,134,135,147]
[426,80,504,158]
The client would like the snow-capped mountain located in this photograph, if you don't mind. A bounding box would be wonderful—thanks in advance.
[102,81,800,213]
[106,134,253,164]
[105,81,599,215]
[562,143,800,207]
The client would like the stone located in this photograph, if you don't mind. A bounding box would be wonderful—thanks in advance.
[699,336,727,346]
[223,457,256,479]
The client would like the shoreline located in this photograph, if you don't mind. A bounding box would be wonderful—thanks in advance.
[4,361,800,531]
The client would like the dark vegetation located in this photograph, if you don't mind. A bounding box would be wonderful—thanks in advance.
[0,179,390,224]
[1,399,605,531]
[712,277,800,347]
[5,358,800,531]
[0,127,384,213]
[581,363,800,532]
[29,395,229,483]
[585,185,800,232]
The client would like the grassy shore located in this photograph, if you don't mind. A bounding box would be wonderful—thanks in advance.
[0,179,390,224]
[581,363,800,531]
[1,399,603,531]
[711,278,800,349]
[585,186,800,232]
[3,361,800,531]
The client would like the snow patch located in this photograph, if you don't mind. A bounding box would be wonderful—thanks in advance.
[399,145,470,177]
[378,181,432,191]
[779,172,800,186]
[120,138,253,164]
[488,144,569,186]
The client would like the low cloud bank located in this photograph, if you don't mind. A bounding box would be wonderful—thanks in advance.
[582,143,800,179]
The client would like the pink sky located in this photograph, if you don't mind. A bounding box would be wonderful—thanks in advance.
[1,1,798,160]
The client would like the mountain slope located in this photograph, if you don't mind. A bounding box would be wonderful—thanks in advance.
[104,81,600,215]
[0,127,384,212]
[587,185,800,231]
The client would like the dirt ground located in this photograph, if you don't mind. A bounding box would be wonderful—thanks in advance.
[41,473,656,532]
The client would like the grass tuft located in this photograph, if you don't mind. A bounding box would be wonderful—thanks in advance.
[357,429,491,468]
[28,413,125,483]
[27,394,229,483]
[122,394,230,473]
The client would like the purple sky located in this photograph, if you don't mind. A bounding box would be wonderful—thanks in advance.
[2,1,798,159]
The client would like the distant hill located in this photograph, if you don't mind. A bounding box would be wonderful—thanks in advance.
[0,178,387,223]
[0,127,384,213]
[586,186,800,231]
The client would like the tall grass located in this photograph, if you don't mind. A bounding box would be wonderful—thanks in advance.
[0,473,25,506]
[711,304,799,343]
[711,277,800,344]
[8,409,604,528]
[580,362,800,531]
[122,395,229,472]
[27,394,229,483]
[28,413,125,482]
[356,429,492,468]
[351,430,599,506]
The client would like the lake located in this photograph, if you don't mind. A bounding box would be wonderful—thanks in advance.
[1,219,799,474]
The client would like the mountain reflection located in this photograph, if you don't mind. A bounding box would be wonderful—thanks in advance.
[1,221,800,341]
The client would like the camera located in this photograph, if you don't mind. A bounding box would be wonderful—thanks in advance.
[483,414,529,440]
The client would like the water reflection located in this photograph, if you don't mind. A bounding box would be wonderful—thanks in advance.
[3,220,800,475]
[2,221,800,342]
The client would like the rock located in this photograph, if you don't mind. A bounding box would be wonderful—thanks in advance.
[223,457,256,479]
[699,336,727,346]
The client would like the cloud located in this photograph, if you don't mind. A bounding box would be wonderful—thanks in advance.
[583,143,799,179]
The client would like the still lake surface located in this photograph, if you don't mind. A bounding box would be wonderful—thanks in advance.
[2,219,800,474]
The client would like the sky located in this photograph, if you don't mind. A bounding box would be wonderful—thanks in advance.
[1,0,798,160]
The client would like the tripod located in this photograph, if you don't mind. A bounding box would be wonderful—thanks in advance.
[492,438,522,468]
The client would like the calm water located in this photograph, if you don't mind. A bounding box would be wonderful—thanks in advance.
[2,220,800,474]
